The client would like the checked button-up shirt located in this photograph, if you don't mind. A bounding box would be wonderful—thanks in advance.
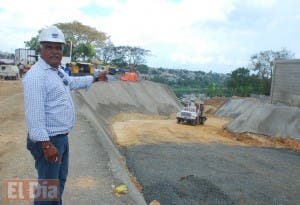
[23,58,94,142]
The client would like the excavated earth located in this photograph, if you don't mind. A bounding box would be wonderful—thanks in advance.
[1,80,300,205]
[75,81,300,205]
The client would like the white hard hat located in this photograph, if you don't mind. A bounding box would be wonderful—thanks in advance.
[38,25,66,44]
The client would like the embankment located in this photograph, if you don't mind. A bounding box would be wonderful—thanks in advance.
[215,98,300,140]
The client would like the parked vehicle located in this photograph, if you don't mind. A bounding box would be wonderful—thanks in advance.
[0,64,19,80]
[15,48,36,65]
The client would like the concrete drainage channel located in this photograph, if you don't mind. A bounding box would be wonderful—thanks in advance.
[73,91,147,205]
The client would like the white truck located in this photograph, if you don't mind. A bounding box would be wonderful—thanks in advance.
[0,64,19,80]
[176,102,207,125]
[15,48,36,65]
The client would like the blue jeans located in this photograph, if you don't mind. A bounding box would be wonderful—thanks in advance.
[27,134,69,205]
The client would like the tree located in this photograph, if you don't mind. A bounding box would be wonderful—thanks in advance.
[250,48,294,79]
[206,83,222,97]
[95,40,115,65]
[25,21,109,61]
[250,48,294,95]
[227,67,268,96]
[136,64,149,74]
[56,21,109,61]
[96,45,150,67]
[24,36,39,51]
[227,67,257,96]
[74,43,95,61]
[127,47,150,67]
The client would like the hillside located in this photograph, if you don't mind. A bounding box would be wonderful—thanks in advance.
[137,66,229,96]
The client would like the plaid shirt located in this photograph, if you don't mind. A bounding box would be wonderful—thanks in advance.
[23,58,93,142]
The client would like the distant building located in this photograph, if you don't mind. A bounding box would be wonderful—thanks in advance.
[0,59,14,64]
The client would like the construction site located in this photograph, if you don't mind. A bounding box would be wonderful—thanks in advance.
[0,60,300,205]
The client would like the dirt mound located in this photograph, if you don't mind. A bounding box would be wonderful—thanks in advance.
[216,98,300,141]
[204,97,227,114]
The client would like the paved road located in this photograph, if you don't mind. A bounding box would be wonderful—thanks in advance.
[122,142,300,205]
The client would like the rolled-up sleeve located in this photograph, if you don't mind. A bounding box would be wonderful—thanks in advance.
[23,74,49,142]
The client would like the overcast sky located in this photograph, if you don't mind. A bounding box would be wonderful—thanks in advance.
[0,0,299,73]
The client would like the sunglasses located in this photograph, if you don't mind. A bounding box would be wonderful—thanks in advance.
[57,70,69,86]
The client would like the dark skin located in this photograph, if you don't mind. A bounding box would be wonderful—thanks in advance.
[39,42,64,163]
[39,42,107,163]
[40,42,63,68]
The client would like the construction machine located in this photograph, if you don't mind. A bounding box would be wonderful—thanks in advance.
[176,100,207,125]
[70,62,95,76]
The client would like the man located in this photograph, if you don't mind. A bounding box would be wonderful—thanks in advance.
[23,25,107,205]
[18,63,24,78]
[63,63,71,76]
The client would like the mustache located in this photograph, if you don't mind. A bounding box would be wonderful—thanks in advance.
[50,54,59,59]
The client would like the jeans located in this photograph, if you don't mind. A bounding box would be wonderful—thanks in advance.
[27,134,69,205]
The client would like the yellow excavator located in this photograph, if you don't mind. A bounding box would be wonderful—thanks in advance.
[70,62,95,76]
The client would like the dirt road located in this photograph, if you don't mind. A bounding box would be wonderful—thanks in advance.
[0,81,33,179]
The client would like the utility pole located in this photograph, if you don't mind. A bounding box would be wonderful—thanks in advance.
[69,41,72,61]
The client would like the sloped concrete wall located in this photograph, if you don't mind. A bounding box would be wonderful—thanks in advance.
[73,80,182,136]
[226,103,300,140]
[215,98,261,118]
[75,80,181,119]
[216,98,300,140]
[271,59,300,107]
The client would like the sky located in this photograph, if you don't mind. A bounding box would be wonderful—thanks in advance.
[0,0,299,73]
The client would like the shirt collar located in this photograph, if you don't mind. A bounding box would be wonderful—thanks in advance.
[38,57,61,71]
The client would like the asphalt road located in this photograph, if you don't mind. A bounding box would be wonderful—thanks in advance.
[122,142,300,205]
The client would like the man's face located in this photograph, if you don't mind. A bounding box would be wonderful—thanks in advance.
[40,42,63,68]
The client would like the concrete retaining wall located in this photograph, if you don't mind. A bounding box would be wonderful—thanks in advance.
[271,59,300,107]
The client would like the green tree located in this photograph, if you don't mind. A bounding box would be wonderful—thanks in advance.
[24,36,39,51]
[227,67,252,96]
[95,40,115,65]
[127,47,150,67]
[74,43,95,61]
[206,83,222,97]
[97,45,150,67]
[227,67,265,97]
[250,48,294,79]
[25,21,109,61]
[136,64,149,74]
[250,48,294,95]
[56,21,108,61]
